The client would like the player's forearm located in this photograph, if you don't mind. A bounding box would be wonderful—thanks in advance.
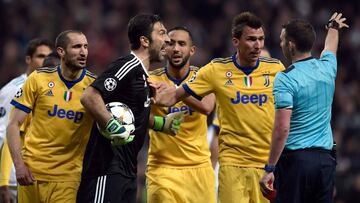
[81,87,112,128]
[322,28,339,56]
[148,113,155,129]
[6,123,24,169]
[182,93,215,116]
[175,86,191,105]
[267,109,291,165]
[268,127,288,165]
[209,134,219,169]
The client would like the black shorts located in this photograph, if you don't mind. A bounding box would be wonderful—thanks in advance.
[274,148,336,203]
[77,174,137,203]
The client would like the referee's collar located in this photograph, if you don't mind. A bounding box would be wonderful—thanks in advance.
[131,51,149,77]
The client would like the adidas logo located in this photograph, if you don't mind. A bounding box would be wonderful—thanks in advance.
[225,79,233,86]
[45,90,54,96]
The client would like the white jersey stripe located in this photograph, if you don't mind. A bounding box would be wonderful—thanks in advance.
[94,176,101,203]
[117,61,140,81]
[115,60,140,81]
[100,175,107,203]
[114,57,137,78]
[97,176,104,203]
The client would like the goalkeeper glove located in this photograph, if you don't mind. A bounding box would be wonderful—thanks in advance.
[153,111,184,136]
[101,118,135,145]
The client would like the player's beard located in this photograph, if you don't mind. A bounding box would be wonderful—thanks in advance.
[168,53,190,69]
[149,46,163,63]
[64,55,86,70]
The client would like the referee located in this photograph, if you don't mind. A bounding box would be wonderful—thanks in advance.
[260,12,349,203]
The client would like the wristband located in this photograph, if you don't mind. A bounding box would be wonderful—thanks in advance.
[153,116,165,131]
[326,20,340,30]
[264,164,276,173]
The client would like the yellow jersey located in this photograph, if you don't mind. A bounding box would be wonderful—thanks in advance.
[148,66,211,168]
[11,66,95,181]
[183,55,285,167]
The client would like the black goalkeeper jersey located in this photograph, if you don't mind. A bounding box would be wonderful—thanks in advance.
[81,53,151,178]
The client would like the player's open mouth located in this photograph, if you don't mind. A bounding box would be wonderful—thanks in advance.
[78,58,86,64]
[172,55,182,62]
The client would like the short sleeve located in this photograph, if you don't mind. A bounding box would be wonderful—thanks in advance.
[320,51,337,78]
[182,62,214,100]
[91,60,134,99]
[273,72,295,109]
[10,73,37,113]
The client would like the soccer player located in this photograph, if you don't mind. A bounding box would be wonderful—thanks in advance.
[147,26,216,203]
[152,12,285,203]
[42,51,60,67]
[77,14,179,203]
[6,30,95,203]
[259,12,349,203]
[0,38,52,203]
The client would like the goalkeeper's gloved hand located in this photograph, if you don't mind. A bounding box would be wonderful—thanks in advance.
[111,135,135,146]
[101,118,135,145]
[153,111,185,136]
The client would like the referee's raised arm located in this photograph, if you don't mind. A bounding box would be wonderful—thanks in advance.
[322,12,349,56]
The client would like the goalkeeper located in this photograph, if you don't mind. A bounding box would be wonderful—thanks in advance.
[147,26,216,203]
[77,14,185,203]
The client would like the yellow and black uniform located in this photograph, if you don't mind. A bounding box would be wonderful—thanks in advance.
[183,54,285,203]
[147,66,216,203]
[10,66,95,202]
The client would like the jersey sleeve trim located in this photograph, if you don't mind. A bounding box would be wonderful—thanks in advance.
[182,83,202,101]
[10,100,31,113]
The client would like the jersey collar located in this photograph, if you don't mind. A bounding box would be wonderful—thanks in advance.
[57,65,86,89]
[293,56,314,64]
[165,67,190,86]
[131,51,149,77]
[232,53,259,75]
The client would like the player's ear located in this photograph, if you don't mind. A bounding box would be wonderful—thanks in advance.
[140,36,150,48]
[288,40,297,55]
[190,45,196,57]
[25,55,31,65]
[232,37,239,47]
[56,47,65,58]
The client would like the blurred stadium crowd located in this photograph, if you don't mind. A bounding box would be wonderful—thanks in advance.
[0,0,359,202]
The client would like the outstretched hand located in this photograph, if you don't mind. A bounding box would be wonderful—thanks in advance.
[326,12,349,30]
[149,81,177,106]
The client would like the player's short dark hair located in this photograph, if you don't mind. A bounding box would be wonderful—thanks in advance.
[128,14,163,50]
[42,51,60,67]
[282,19,316,53]
[26,38,52,57]
[168,26,194,44]
[55,30,84,49]
[232,12,264,38]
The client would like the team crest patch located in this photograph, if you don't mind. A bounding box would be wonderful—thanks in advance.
[104,78,117,91]
[263,74,270,87]
[63,91,72,102]
[14,88,23,98]
[0,107,6,117]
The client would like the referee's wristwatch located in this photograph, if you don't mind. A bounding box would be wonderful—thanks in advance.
[264,164,276,173]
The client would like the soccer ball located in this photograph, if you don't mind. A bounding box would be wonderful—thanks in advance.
[97,102,135,133]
